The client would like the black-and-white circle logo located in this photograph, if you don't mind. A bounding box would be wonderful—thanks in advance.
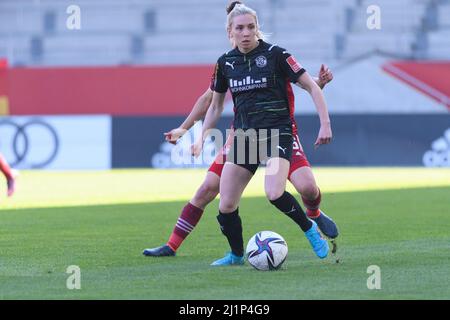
[255,55,267,68]
[0,118,59,168]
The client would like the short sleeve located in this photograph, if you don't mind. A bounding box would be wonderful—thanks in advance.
[213,57,229,93]
[276,48,306,83]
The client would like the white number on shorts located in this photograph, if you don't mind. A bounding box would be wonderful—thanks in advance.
[293,135,304,152]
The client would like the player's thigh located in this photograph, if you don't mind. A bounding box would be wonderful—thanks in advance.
[219,162,253,212]
[289,166,318,195]
[264,157,290,200]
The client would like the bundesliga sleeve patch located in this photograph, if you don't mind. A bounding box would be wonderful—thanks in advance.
[286,55,302,73]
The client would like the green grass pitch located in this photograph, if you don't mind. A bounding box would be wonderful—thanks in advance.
[0,168,449,299]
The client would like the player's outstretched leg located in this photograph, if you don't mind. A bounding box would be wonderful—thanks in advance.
[143,202,206,257]
[301,188,338,258]
[6,169,19,197]
[290,167,339,239]
[270,190,329,259]
[210,209,245,266]
[210,163,252,266]
[143,172,220,257]
[0,154,17,197]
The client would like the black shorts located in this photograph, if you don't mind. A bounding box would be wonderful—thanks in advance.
[227,128,293,174]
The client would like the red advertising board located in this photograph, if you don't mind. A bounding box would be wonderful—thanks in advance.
[2,61,449,116]
[6,65,215,116]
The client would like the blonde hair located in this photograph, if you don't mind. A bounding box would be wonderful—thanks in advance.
[226,3,268,41]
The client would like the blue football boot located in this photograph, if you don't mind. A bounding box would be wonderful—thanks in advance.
[143,244,176,257]
[210,252,245,266]
[305,220,329,259]
[310,210,339,239]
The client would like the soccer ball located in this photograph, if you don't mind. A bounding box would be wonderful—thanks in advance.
[246,231,288,271]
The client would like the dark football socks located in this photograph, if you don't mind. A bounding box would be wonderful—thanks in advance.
[270,191,312,232]
[217,209,244,257]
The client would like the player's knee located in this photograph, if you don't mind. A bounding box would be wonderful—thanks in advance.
[299,184,319,200]
[202,182,219,202]
[219,200,238,213]
[265,188,284,202]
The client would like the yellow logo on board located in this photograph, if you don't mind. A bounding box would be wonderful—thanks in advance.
[0,96,9,115]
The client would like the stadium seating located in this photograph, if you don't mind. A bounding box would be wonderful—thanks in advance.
[0,0,449,66]
[427,29,450,59]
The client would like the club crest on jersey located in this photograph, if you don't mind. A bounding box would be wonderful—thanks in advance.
[255,55,267,68]
[286,55,302,73]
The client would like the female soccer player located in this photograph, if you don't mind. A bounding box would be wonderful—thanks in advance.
[192,3,333,265]
[0,153,16,197]
[143,1,338,260]
[143,67,337,258]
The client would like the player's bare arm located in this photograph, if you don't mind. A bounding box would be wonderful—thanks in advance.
[164,87,214,144]
[297,71,332,147]
[296,64,333,90]
[191,91,226,156]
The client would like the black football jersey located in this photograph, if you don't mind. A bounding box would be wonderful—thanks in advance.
[214,40,306,131]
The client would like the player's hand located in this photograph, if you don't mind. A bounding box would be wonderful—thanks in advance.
[164,127,187,145]
[318,64,333,88]
[191,138,204,157]
[314,123,332,148]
